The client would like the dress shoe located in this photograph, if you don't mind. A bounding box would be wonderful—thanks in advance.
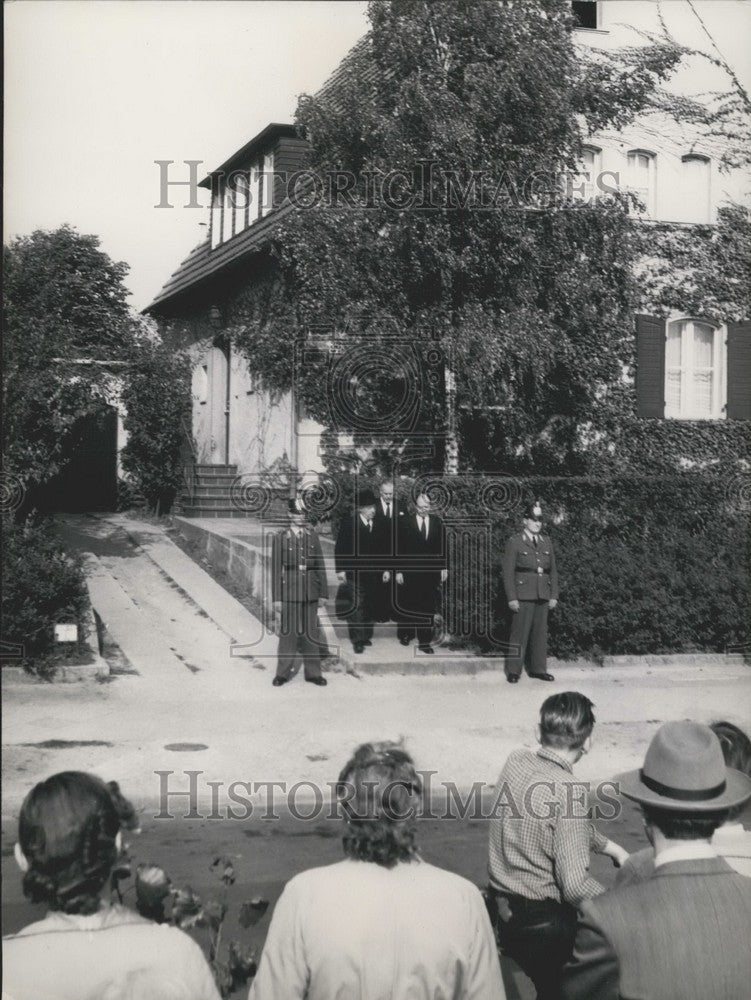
[531,672,555,682]
[507,675,519,684]
[418,644,434,654]
[272,676,288,687]
[353,643,364,654]
[363,640,372,647]
[399,636,411,646]
[305,676,327,686]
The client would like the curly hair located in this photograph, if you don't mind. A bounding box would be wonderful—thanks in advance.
[18,771,134,915]
[711,721,751,820]
[337,742,422,868]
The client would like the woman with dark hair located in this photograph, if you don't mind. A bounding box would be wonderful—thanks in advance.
[3,771,220,1000]
[249,742,505,999]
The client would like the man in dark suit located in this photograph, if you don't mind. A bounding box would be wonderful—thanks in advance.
[271,499,329,687]
[396,493,447,654]
[371,478,404,624]
[502,500,558,683]
[334,488,379,654]
[563,720,751,1000]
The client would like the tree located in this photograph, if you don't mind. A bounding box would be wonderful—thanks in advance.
[3,225,138,497]
[230,0,691,473]
[119,340,192,515]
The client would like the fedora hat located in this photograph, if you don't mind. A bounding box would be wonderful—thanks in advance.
[616,721,751,812]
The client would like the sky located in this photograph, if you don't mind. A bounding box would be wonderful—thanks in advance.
[3,0,750,311]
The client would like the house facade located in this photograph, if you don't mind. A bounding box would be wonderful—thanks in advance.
[146,1,749,516]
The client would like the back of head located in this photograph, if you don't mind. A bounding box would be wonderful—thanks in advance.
[18,771,128,915]
[539,691,595,751]
[337,741,422,867]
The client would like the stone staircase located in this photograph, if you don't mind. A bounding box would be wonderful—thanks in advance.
[180,464,245,518]
[180,464,292,519]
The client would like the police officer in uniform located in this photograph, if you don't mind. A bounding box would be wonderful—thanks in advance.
[502,501,558,683]
[271,499,329,687]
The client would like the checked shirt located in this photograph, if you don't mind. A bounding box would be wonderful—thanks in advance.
[488,746,607,907]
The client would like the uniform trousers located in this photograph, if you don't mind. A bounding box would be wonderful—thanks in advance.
[276,601,324,680]
[487,888,576,1000]
[506,599,549,677]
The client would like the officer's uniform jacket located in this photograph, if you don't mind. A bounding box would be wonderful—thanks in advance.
[502,532,558,602]
[272,528,328,604]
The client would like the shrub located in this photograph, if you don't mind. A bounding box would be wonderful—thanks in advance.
[1,515,90,668]
[325,473,749,659]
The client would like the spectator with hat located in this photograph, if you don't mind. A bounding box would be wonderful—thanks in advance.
[502,500,558,683]
[562,720,751,1000]
[615,720,751,884]
[271,498,329,687]
[335,488,380,654]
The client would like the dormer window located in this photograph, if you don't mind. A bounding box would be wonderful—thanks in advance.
[201,124,305,252]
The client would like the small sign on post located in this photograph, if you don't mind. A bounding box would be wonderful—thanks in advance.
[54,623,78,644]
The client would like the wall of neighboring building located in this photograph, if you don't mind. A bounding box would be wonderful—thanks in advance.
[574,0,750,222]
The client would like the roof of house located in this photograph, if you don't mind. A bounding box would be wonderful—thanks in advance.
[198,123,301,189]
[145,34,377,317]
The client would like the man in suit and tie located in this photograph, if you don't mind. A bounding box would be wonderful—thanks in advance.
[502,500,558,683]
[271,499,329,687]
[563,720,751,1000]
[371,478,403,624]
[396,493,448,654]
[335,488,380,654]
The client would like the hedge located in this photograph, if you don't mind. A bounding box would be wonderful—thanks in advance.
[1,515,90,667]
[321,472,749,660]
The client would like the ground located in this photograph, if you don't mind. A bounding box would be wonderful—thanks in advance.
[2,513,750,998]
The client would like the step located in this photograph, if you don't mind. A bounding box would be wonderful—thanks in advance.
[190,475,239,490]
[181,506,257,518]
[193,464,238,476]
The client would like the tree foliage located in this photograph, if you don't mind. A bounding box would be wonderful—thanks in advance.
[119,340,191,514]
[2,225,137,492]
[231,0,689,472]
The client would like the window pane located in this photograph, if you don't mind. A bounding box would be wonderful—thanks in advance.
[233,173,248,235]
[692,323,714,367]
[249,163,260,225]
[666,325,682,367]
[210,185,223,249]
[692,371,712,414]
[261,152,274,217]
[666,370,682,412]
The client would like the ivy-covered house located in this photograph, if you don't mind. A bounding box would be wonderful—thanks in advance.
[145,0,750,516]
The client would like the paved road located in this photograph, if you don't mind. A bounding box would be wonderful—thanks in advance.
[3,513,750,819]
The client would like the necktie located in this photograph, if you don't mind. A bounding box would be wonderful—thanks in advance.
[368,520,373,533]
[421,516,428,540]
[533,535,538,548]
[387,503,392,517]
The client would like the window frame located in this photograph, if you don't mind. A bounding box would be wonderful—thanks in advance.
[664,316,727,421]
[681,153,712,224]
[571,0,600,30]
[626,148,657,218]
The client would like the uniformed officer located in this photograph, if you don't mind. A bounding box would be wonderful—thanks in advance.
[271,499,329,687]
[502,501,558,683]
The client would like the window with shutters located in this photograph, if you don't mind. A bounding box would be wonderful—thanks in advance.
[665,318,726,420]
[627,150,656,217]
